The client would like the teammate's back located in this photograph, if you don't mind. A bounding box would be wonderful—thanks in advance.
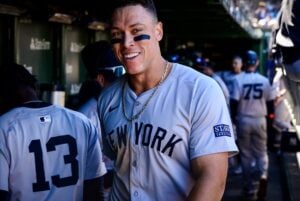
[0,63,106,201]
[230,50,276,200]
[231,71,275,117]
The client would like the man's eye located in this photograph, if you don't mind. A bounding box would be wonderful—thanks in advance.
[111,32,122,38]
[132,29,141,34]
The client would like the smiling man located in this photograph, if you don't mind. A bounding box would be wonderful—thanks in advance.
[98,0,238,201]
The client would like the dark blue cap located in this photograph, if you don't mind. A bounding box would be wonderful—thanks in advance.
[245,50,258,65]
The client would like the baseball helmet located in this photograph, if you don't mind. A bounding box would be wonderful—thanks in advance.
[245,50,258,65]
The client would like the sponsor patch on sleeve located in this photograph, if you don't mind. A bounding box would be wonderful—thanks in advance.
[213,124,231,137]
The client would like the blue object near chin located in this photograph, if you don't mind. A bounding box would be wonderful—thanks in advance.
[134,34,150,41]
[284,59,300,82]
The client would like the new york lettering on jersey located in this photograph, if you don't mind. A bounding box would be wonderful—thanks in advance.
[107,122,183,157]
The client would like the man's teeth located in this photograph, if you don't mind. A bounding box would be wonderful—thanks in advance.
[124,53,139,59]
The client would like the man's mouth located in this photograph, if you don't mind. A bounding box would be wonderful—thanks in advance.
[123,52,140,60]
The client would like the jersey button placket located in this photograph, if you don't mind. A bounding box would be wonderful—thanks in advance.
[130,128,141,201]
[130,97,142,201]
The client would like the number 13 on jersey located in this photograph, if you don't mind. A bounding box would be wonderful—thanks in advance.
[28,135,79,192]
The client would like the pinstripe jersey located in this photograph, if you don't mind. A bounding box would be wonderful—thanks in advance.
[231,72,276,117]
[98,63,238,201]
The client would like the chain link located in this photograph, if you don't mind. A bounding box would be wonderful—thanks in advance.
[122,62,170,122]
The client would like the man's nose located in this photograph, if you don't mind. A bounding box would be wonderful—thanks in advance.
[123,34,134,48]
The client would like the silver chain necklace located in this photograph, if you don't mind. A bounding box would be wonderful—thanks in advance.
[122,62,170,122]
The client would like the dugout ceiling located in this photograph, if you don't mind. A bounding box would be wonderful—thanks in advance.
[0,0,255,41]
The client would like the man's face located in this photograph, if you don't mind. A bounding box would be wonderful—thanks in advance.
[232,58,242,74]
[110,5,163,75]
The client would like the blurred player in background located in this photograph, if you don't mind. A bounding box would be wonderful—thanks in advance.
[217,55,244,174]
[0,63,106,201]
[231,50,276,200]
[78,40,123,199]
[197,59,230,105]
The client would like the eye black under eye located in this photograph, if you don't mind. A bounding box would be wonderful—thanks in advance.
[134,34,150,41]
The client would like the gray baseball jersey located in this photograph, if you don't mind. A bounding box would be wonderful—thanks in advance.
[78,98,114,170]
[212,73,230,105]
[0,103,107,201]
[78,98,101,142]
[98,63,238,201]
[231,72,276,117]
[217,71,243,97]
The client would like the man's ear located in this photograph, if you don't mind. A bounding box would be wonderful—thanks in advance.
[155,22,163,41]
[96,74,105,87]
[256,60,260,67]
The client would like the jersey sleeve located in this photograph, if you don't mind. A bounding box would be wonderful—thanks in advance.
[0,128,9,191]
[214,75,230,105]
[84,122,107,180]
[189,79,239,159]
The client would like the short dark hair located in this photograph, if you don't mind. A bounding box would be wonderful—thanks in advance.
[111,0,158,21]
[232,55,242,61]
[0,63,37,113]
[0,63,37,92]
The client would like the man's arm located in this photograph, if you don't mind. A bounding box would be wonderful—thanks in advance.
[83,176,105,201]
[187,152,228,201]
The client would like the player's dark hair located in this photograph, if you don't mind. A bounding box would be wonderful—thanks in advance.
[111,0,158,22]
[0,63,37,91]
[232,54,242,61]
[0,63,37,113]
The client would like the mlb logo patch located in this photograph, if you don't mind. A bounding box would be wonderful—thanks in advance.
[40,115,51,123]
[213,124,231,137]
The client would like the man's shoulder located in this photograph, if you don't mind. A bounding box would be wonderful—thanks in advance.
[172,63,216,87]
[60,105,93,124]
[0,108,22,128]
[252,72,270,84]
[78,98,97,114]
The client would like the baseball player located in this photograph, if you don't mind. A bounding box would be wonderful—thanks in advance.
[78,40,123,146]
[98,0,238,201]
[230,50,276,200]
[217,55,244,174]
[218,55,243,97]
[78,41,123,198]
[197,59,230,105]
[0,63,107,201]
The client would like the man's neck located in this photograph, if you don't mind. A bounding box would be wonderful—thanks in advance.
[19,87,40,104]
[127,59,170,95]
[245,66,256,73]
